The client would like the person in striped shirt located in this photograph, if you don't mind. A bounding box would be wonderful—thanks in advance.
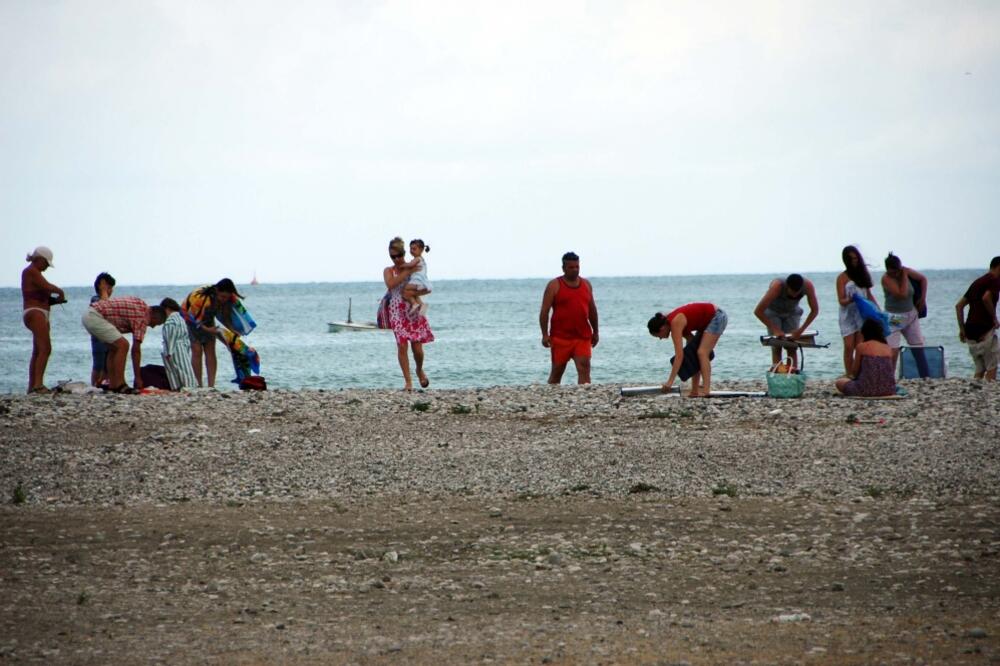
[82,296,165,393]
[159,298,198,390]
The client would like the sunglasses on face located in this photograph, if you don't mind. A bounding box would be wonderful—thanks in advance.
[390,253,405,259]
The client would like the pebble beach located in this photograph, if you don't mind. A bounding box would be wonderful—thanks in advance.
[4,379,998,503]
[3,379,999,663]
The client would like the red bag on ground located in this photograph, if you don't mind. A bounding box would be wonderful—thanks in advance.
[239,376,267,391]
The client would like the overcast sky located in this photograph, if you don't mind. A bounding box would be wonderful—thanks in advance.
[2,1,998,288]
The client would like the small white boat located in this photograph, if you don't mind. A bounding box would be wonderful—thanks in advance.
[328,298,382,333]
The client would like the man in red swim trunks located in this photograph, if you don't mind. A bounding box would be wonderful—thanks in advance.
[539,252,600,384]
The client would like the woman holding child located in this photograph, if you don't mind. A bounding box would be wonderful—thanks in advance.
[382,237,434,391]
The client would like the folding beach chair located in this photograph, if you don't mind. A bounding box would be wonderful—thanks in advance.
[759,329,830,372]
[898,345,946,379]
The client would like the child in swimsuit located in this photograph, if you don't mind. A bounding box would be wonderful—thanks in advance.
[402,239,432,315]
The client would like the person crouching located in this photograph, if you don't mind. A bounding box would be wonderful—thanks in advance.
[82,296,165,394]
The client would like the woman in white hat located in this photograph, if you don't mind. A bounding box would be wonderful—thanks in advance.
[21,246,65,394]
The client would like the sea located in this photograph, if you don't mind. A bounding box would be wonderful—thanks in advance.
[0,270,986,393]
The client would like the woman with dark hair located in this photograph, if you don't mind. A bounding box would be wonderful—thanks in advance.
[21,246,65,394]
[882,252,929,376]
[383,237,434,390]
[90,272,116,387]
[402,238,432,315]
[835,319,896,396]
[647,302,728,397]
[836,245,878,376]
[160,297,198,390]
[181,278,241,387]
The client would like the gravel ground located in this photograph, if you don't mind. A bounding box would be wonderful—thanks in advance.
[2,379,999,663]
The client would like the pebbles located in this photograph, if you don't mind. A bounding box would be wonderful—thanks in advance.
[1,379,998,505]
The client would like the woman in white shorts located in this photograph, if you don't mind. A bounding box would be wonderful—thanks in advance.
[836,245,878,377]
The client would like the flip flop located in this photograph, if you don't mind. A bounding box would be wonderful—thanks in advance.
[106,384,138,395]
[27,386,51,395]
[418,373,430,389]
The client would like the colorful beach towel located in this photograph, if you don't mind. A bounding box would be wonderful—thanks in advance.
[218,329,261,383]
[223,299,257,336]
[181,287,215,327]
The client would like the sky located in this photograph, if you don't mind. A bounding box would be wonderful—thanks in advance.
[2,0,999,288]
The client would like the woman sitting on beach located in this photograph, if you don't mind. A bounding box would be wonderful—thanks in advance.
[383,237,434,391]
[835,319,897,397]
[181,278,240,388]
[647,302,727,397]
[836,245,878,377]
[21,246,65,394]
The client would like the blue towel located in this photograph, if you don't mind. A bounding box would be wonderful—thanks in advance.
[852,293,891,337]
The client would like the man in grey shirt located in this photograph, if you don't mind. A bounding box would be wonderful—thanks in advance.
[754,273,819,367]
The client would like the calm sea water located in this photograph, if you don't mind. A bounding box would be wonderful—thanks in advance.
[0,271,986,393]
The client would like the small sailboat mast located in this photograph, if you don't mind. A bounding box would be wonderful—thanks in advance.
[327,297,382,332]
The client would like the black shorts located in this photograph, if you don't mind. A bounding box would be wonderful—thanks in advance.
[187,319,216,345]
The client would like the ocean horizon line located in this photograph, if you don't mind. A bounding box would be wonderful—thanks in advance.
[0,266,983,291]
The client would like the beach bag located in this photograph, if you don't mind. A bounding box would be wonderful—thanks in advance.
[140,364,172,390]
[766,360,806,398]
[376,293,392,329]
[239,376,267,391]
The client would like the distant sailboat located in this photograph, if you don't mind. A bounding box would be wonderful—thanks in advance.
[250,271,259,286]
[328,298,382,332]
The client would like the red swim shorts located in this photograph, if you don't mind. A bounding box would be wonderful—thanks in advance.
[550,336,592,365]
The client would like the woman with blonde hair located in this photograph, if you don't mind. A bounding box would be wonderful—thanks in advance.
[21,246,65,394]
[382,237,434,390]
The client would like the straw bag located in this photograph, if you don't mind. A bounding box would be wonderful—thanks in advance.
[766,359,806,398]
